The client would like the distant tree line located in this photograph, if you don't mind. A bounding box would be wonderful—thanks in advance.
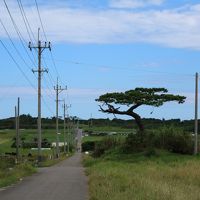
[0,114,196,132]
[80,118,195,132]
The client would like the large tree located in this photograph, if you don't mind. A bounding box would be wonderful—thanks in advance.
[96,88,186,135]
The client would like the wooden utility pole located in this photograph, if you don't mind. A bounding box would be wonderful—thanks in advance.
[194,72,199,155]
[63,100,67,154]
[29,28,50,161]
[89,113,93,131]
[15,97,20,163]
[63,103,71,154]
[67,114,70,153]
[54,78,67,157]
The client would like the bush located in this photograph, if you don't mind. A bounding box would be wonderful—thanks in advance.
[122,133,146,153]
[93,137,122,157]
[82,141,96,152]
[146,127,193,154]
[0,157,15,169]
[11,138,51,149]
[122,127,193,155]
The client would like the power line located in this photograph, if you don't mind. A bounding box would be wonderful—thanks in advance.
[18,1,58,117]
[17,0,33,43]
[29,28,51,160]
[18,0,37,42]
[43,76,56,100]
[48,58,193,78]
[48,71,56,86]
[50,51,64,84]
[0,17,35,71]
[54,78,67,157]
[34,0,64,84]
[0,39,36,88]
[4,0,54,117]
[42,56,56,87]
[34,0,48,41]
[41,95,54,115]
[3,0,37,67]
[0,40,54,117]
[16,0,38,64]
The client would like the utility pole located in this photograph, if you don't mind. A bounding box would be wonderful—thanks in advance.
[54,78,67,157]
[194,72,199,155]
[15,97,20,163]
[63,100,67,154]
[67,114,71,153]
[63,102,71,154]
[91,113,93,128]
[29,28,51,161]
[89,113,93,129]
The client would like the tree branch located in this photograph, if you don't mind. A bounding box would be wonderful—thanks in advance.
[99,103,144,132]
[127,104,141,113]
[99,104,127,115]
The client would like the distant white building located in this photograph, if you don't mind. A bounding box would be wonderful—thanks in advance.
[51,142,67,147]
[108,132,117,136]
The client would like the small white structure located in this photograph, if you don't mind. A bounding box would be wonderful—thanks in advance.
[31,148,51,150]
[51,142,67,147]
[108,132,117,136]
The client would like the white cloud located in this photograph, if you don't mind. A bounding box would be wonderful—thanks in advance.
[1,1,200,49]
[68,88,109,97]
[110,0,164,9]
[0,86,111,98]
[0,86,37,96]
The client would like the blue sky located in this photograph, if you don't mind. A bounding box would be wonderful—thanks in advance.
[0,0,200,120]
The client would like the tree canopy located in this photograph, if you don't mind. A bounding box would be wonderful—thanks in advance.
[96,88,186,135]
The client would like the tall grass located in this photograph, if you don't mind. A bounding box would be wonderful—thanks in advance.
[84,151,200,200]
[0,161,36,188]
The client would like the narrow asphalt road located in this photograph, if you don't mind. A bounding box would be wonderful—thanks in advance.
[0,153,88,200]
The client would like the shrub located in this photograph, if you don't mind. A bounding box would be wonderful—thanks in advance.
[122,127,193,155]
[93,137,122,157]
[146,127,193,154]
[11,138,51,149]
[82,141,96,152]
[122,133,146,153]
[0,157,15,169]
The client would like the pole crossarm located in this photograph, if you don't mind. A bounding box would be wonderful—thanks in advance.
[28,41,51,51]
[32,68,48,73]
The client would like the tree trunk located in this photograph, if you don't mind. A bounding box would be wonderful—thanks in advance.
[129,112,144,141]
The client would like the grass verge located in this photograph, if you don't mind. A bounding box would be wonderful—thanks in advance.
[0,153,73,188]
[39,153,73,167]
[0,163,37,188]
[83,150,200,200]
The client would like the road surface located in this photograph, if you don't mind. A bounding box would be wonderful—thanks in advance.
[0,153,88,200]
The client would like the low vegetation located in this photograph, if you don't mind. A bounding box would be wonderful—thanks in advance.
[0,128,75,188]
[82,125,199,200]
[84,150,200,200]
[0,158,36,188]
[38,153,72,167]
[82,127,194,156]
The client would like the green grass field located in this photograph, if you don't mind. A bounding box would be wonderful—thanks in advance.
[0,129,72,155]
[0,128,75,188]
[80,124,135,134]
[84,150,200,200]
[82,135,104,143]
[0,159,36,188]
